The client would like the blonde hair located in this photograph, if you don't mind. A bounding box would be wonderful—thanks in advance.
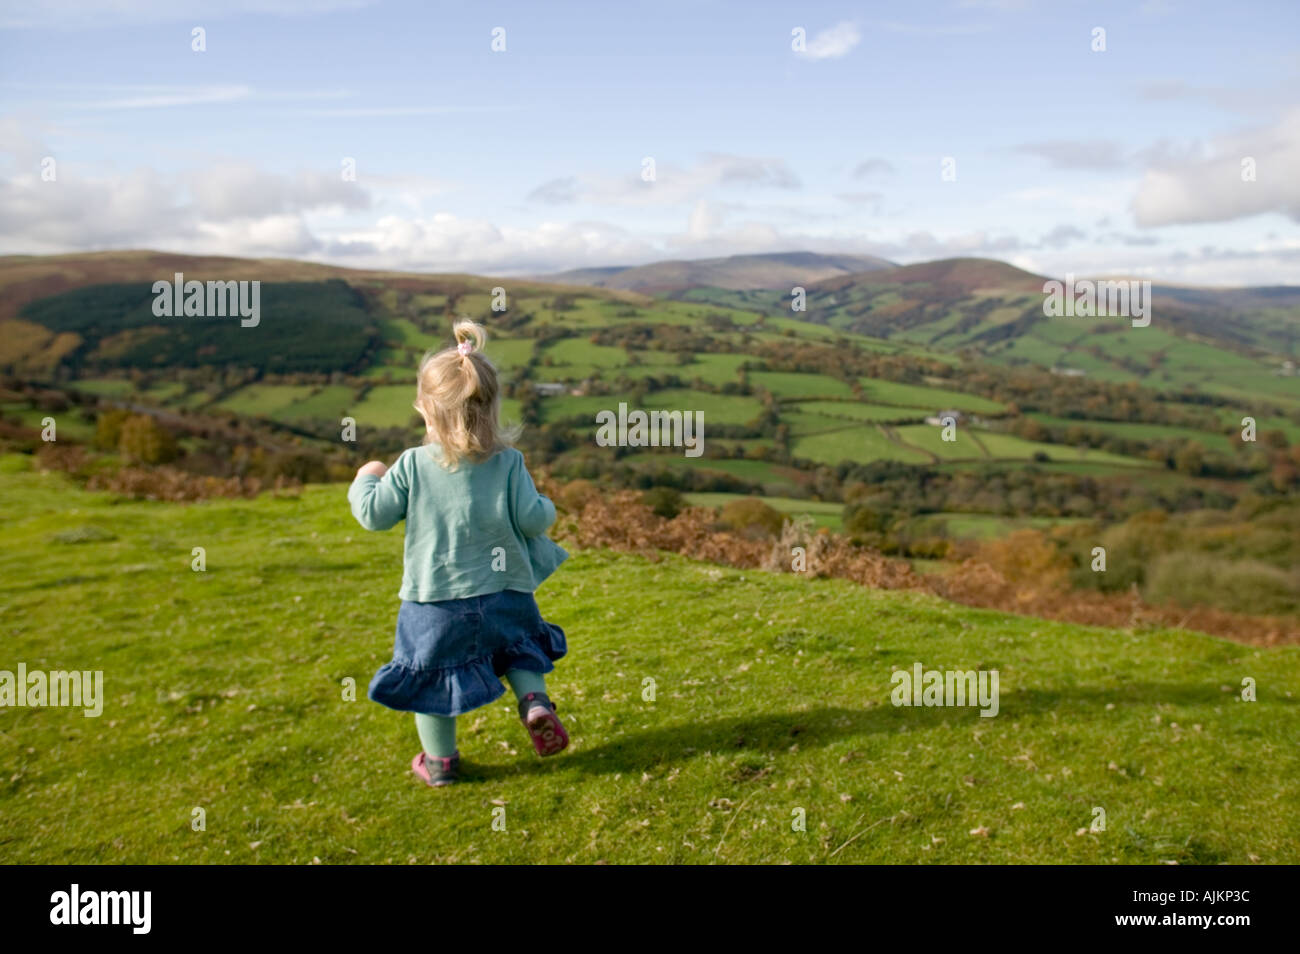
[413,319,517,470]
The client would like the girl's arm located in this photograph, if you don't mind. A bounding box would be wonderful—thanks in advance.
[511,451,556,538]
[348,456,409,531]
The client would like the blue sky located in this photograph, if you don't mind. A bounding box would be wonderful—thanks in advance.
[1,0,1297,284]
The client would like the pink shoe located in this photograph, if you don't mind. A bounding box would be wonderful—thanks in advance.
[517,691,569,757]
[412,750,459,787]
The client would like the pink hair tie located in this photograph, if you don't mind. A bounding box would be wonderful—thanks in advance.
[456,340,473,356]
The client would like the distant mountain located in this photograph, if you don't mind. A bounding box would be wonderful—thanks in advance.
[813,257,1048,296]
[538,251,896,294]
[790,258,1300,394]
[2,251,1294,401]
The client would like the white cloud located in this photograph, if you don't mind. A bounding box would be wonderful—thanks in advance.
[1132,110,1300,226]
[1,117,1294,286]
[1014,140,1129,171]
[72,86,254,110]
[185,164,370,220]
[686,200,726,241]
[796,22,861,61]
[525,153,801,208]
[325,214,659,274]
[197,214,320,256]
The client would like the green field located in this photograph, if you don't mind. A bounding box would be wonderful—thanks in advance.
[750,372,855,399]
[893,424,979,461]
[620,453,788,490]
[352,385,420,430]
[788,401,932,424]
[792,426,931,466]
[541,389,762,430]
[856,378,1004,414]
[1029,414,1236,455]
[1,469,1297,863]
[645,389,763,426]
[974,431,1155,467]
[214,384,316,419]
[903,512,1089,539]
[485,338,535,372]
[274,386,356,424]
[684,492,843,530]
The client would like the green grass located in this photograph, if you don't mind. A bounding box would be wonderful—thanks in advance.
[1215,409,1300,444]
[547,390,763,427]
[904,512,1088,540]
[378,318,433,349]
[645,389,764,426]
[684,492,843,530]
[620,454,787,489]
[787,401,932,424]
[1,404,97,443]
[750,372,854,399]
[792,426,932,465]
[613,353,755,386]
[0,469,1297,863]
[352,385,420,429]
[856,378,1004,414]
[540,394,633,425]
[67,378,138,398]
[485,338,535,372]
[500,398,523,424]
[893,424,981,461]
[539,338,627,370]
[1029,414,1236,455]
[214,385,316,419]
[974,431,1156,467]
[274,386,357,424]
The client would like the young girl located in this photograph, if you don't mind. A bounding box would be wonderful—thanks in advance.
[348,319,570,787]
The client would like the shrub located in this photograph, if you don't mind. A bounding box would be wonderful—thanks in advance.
[718,497,786,539]
[94,409,131,451]
[641,486,685,519]
[1144,552,1300,617]
[117,414,178,464]
[264,450,328,484]
[556,478,600,513]
[976,529,1071,590]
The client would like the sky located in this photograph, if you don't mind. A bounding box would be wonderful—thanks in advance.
[1,0,1298,285]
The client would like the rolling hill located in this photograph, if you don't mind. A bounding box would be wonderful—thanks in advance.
[539,251,896,294]
[779,257,1300,404]
[1,249,1296,530]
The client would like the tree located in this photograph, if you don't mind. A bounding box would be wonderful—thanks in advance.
[117,414,179,464]
[1173,441,1205,476]
[719,497,786,538]
[94,409,131,451]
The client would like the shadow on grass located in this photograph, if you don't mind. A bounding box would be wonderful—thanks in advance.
[456,681,1292,781]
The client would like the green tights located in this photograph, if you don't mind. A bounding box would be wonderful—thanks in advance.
[414,669,547,758]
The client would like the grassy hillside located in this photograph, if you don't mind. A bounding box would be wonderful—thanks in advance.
[540,251,896,294]
[1,465,1297,864]
[789,258,1300,403]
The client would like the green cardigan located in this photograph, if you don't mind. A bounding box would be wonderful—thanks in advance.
[347,445,568,602]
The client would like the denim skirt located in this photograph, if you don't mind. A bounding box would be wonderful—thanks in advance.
[368,589,567,717]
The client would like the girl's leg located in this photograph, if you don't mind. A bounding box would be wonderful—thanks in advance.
[414,712,457,758]
[505,669,568,756]
[504,668,547,700]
